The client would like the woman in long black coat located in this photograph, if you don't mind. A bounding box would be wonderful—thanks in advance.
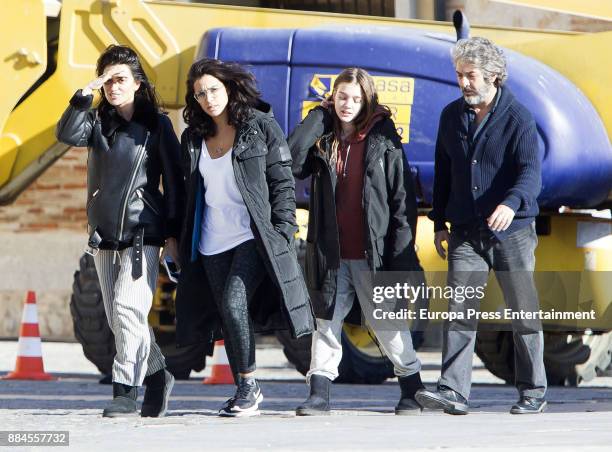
[174,58,314,417]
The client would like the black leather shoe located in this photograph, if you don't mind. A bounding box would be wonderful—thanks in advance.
[296,375,331,416]
[415,386,469,415]
[395,397,422,415]
[395,373,424,415]
[510,396,547,414]
[102,383,138,418]
[141,369,175,417]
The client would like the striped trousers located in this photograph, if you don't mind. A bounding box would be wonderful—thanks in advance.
[93,246,166,386]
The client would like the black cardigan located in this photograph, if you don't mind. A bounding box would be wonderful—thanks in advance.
[428,87,542,240]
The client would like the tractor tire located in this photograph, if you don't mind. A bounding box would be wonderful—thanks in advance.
[475,330,612,386]
[544,331,612,385]
[154,331,207,380]
[70,253,208,381]
[275,330,312,376]
[335,330,395,384]
[70,253,115,376]
[275,329,395,384]
[474,330,514,384]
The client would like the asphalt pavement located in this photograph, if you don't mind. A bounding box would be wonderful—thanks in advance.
[1,341,611,451]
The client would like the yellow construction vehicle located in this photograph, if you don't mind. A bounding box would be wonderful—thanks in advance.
[1,0,610,384]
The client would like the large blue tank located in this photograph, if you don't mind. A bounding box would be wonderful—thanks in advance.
[198,26,612,209]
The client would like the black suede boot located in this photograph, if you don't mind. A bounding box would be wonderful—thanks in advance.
[141,369,175,417]
[295,374,331,416]
[395,373,425,415]
[102,383,138,418]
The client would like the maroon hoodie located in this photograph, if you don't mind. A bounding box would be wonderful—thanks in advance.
[335,107,390,259]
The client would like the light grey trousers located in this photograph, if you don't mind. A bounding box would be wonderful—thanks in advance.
[93,246,166,386]
[307,259,421,383]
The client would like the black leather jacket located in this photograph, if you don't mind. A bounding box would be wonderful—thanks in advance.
[56,90,182,249]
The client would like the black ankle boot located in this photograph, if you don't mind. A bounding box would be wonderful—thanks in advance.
[296,374,331,416]
[102,383,138,418]
[395,373,425,415]
[141,369,175,418]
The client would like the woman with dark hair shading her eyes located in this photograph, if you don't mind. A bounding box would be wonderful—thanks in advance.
[56,44,182,418]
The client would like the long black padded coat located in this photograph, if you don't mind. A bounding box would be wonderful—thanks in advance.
[174,102,315,350]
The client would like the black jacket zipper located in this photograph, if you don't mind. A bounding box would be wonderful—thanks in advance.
[137,189,160,216]
[86,189,100,212]
[117,131,150,240]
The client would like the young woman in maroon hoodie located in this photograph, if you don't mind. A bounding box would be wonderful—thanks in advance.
[288,67,425,415]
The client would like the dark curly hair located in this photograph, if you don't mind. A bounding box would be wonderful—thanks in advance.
[183,58,261,138]
[95,44,161,114]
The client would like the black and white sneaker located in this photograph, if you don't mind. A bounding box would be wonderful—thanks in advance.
[219,378,263,417]
[220,396,236,412]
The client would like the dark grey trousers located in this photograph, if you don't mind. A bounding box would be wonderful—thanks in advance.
[439,222,547,400]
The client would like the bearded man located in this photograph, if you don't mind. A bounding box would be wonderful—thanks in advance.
[416,37,547,415]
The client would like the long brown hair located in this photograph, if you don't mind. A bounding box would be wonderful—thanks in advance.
[318,67,388,164]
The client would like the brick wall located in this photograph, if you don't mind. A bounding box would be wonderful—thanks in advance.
[0,147,88,233]
[0,147,89,340]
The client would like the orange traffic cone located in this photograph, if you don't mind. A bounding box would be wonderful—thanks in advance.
[203,340,234,384]
[2,291,55,381]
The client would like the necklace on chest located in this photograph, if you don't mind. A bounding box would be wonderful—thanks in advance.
[207,130,235,158]
[210,143,229,157]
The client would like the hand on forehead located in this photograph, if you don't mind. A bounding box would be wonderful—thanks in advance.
[103,64,132,80]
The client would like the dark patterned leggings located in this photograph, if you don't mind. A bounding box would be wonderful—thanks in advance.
[200,240,266,376]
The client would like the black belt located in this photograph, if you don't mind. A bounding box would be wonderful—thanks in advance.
[131,227,145,279]
[86,226,146,278]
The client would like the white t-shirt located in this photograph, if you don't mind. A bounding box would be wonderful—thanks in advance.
[198,140,254,255]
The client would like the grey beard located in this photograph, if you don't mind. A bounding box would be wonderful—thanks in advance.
[464,94,485,106]
[463,84,495,106]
